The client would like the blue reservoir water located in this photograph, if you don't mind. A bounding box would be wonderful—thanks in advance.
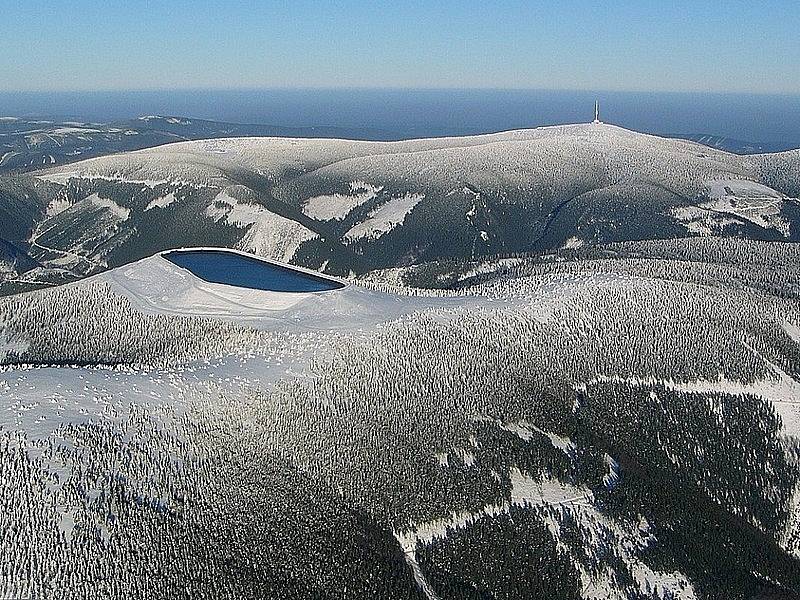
[163,250,344,292]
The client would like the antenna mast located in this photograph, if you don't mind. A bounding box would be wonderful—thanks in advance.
[593,100,601,124]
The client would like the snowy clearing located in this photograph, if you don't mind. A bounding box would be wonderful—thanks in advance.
[782,321,800,346]
[87,194,130,221]
[701,179,791,236]
[205,190,317,262]
[144,192,177,211]
[671,205,739,236]
[344,193,424,241]
[303,181,383,221]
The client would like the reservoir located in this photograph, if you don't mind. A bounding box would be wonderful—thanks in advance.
[163,249,344,293]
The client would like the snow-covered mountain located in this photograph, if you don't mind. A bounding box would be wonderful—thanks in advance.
[1,122,798,294]
[5,112,784,177]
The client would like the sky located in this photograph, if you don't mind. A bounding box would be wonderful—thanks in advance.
[2,0,799,94]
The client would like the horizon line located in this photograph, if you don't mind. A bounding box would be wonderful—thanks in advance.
[1,86,800,98]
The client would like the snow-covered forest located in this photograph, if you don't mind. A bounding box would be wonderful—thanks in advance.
[1,237,799,598]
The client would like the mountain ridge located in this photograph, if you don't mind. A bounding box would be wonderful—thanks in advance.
[1,122,799,294]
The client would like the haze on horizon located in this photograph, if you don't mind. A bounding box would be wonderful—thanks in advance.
[3,0,800,94]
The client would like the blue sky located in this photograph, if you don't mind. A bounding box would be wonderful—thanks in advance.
[2,0,799,93]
